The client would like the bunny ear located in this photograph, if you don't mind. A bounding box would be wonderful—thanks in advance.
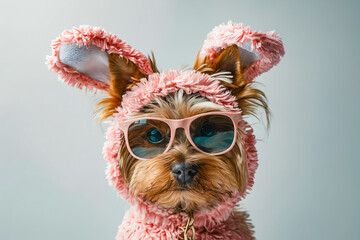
[46,25,153,91]
[199,21,285,82]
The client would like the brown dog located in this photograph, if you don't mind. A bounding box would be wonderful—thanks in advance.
[47,21,284,239]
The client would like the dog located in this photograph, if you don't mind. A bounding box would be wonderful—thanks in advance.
[47,21,284,240]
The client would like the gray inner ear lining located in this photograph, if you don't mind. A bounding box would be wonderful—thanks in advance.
[238,41,262,68]
[59,43,110,83]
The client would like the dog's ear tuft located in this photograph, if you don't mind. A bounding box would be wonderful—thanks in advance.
[96,54,148,119]
[198,44,246,87]
[46,25,153,118]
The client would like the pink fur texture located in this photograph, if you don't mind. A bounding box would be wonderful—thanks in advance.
[200,21,285,82]
[46,25,153,91]
[46,22,284,239]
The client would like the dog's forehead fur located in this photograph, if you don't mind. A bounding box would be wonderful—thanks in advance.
[135,91,226,119]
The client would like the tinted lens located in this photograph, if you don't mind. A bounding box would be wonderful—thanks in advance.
[128,119,171,159]
[190,114,235,154]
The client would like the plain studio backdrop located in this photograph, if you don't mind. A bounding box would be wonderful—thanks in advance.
[1,0,359,239]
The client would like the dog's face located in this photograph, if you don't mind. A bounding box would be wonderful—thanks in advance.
[95,45,270,213]
[117,91,248,212]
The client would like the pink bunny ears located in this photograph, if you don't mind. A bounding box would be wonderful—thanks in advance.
[200,21,285,82]
[46,22,284,91]
[46,25,153,91]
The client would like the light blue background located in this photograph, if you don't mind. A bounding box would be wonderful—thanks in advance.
[1,0,359,239]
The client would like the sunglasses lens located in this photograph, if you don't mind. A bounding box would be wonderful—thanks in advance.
[190,114,235,154]
[128,119,171,159]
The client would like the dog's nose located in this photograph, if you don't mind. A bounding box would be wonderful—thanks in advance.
[171,162,198,185]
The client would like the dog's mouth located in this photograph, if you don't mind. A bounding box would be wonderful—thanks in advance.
[174,186,191,191]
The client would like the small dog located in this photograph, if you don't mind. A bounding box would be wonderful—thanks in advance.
[47,21,284,239]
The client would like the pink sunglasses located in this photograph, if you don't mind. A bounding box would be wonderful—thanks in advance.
[118,112,242,160]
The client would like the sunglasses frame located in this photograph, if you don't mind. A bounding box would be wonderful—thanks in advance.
[118,111,242,160]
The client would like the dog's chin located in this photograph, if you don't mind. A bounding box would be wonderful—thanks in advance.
[143,184,233,213]
[130,178,231,212]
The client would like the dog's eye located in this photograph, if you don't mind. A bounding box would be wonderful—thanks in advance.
[200,122,216,137]
[146,128,164,144]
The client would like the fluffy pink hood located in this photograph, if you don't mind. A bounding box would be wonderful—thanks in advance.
[46,22,284,239]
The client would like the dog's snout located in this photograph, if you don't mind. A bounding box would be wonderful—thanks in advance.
[171,162,198,185]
